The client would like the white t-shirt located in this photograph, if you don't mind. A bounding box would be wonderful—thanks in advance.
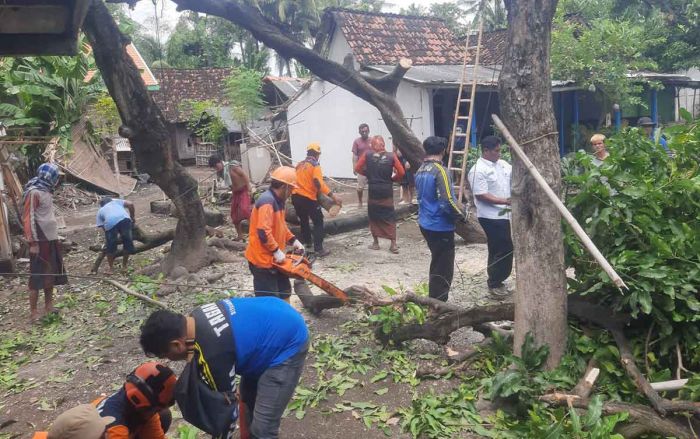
[467,157,512,220]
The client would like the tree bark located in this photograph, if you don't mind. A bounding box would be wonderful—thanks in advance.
[84,0,208,275]
[168,0,425,170]
[499,0,568,368]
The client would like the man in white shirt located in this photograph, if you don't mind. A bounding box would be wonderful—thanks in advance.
[467,136,513,294]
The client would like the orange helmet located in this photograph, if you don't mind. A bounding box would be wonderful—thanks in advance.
[270,166,298,188]
[124,362,176,410]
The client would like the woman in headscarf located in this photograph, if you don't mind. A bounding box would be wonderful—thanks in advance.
[354,135,405,253]
[22,162,67,322]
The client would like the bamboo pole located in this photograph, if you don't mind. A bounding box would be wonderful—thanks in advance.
[491,114,627,290]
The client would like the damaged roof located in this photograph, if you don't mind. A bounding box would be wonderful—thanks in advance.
[325,8,463,66]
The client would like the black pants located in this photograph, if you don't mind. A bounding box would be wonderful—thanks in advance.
[420,227,455,302]
[478,218,513,288]
[291,194,325,252]
[249,263,292,300]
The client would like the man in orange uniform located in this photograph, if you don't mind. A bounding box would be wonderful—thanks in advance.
[292,143,342,257]
[93,362,177,439]
[245,166,304,300]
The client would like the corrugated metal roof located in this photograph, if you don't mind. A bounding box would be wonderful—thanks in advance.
[264,76,307,99]
[215,107,243,133]
[366,65,576,89]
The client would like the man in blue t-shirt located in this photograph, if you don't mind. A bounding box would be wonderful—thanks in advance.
[96,197,135,273]
[139,297,309,439]
[414,136,466,302]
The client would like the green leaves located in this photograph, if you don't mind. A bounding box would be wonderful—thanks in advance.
[224,67,265,126]
[563,121,700,359]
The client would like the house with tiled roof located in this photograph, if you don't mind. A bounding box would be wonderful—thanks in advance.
[287,8,698,178]
[149,68,306,166]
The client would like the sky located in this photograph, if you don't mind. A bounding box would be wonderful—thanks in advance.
[128,0,449,37]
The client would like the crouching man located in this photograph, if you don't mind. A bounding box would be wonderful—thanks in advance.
[94,362,177,438]
[139,296,309,439]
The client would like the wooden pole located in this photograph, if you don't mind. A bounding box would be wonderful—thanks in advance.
[491,114,627,290]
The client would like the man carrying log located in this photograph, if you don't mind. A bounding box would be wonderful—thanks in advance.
[209,155,252,241]
[96,197,135,274]
[245,166,304,300]
[292,143,341,257]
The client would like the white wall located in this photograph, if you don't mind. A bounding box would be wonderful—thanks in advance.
[287,79,433,178]
[678,68,699,118]
[327,28,357,69]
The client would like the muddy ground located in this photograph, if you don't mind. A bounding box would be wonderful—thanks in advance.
[0,167,508,439]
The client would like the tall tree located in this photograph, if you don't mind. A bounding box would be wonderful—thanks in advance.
[166,12,239,68]
[465,0,507,31]
[499,0,567,368]
[85,0,209,274]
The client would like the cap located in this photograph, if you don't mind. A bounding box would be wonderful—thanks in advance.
[307,143,321,153]
[637,116,655,127]
[48,404,115,439]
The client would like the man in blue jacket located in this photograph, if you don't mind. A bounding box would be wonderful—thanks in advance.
[414,136,466,301]
[139,297,309,439]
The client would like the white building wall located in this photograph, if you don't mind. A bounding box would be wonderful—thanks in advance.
[287,79,433,179]
[677,68,699,118]
[327,28,356,69]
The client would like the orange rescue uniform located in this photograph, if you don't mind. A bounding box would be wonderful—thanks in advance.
[245,189,296,268]
[92,395,166,439]
[293,158,331,201]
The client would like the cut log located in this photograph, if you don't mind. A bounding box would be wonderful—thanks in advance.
[454,214,487,243]
[289,204,417,238]
[150,200,171,215]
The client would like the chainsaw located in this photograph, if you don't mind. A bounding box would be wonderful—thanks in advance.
[272,251,349,303]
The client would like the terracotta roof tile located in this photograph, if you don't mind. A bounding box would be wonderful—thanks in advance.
[84,43,158,87]
[149,68,232,122]
[325,9,506,67]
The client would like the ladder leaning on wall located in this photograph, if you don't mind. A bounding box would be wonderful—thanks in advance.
[446,18,485,204]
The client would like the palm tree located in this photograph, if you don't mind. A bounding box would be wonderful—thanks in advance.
[465,0,507,31]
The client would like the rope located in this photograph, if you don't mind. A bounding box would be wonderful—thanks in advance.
[3,249,513,306]
[520,131,559,147]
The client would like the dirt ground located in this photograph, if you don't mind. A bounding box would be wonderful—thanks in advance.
[0,167,508,439]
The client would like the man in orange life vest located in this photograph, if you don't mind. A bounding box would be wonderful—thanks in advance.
[292,143,342,257]
[245,166,304,300]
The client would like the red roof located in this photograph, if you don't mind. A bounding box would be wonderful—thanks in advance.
[324,8,506,67]
[328,9,462,66]
[150,68,233,122]
[84,43,158,87]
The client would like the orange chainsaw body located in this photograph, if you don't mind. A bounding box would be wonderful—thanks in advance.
[273,253,349,303]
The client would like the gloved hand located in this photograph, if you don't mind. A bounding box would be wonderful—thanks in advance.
[292,239,305,254]
[273,249,286,264]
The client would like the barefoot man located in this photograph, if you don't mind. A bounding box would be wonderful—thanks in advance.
[209,155,252,241]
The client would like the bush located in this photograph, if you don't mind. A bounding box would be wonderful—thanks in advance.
[563,119,700,367]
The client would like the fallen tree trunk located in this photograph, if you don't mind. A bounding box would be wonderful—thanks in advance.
[289,204,418,237]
